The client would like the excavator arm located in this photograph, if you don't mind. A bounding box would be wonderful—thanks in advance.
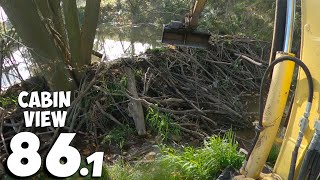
[163,0,320,179]
[161,0,210,48]
[238,0,320,179]
[185,0,208,29]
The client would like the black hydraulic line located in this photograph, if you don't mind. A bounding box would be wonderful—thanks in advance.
[308,152,320,180]
[301,149,317,180]
[298,150,316,180]
[290,137,305,180]
[245,56,313,164]
[298,132,320,180]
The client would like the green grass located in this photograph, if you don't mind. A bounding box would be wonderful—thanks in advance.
[160,131,244,180]
[146,107,180,141]
[101,125,134,149]
[107,160,177,180]
[0,95,17,108]
[105,131,244,180]
[3,131,244,180]
[267,144,281,165]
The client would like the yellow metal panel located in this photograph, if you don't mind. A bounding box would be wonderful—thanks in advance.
[274,0,320,179]
[243,52,295,178]
[188,0,207,28]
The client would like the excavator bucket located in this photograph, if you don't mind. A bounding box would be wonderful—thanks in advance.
[162,21,211,48]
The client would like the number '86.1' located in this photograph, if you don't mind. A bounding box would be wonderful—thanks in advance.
[7,132,104,178]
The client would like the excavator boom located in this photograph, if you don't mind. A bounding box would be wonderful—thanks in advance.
[161,0,210,48]
[186,0,207,29]
[163,0,320,179]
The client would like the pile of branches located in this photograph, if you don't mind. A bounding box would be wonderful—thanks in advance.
[0,77,53,162]
[66,35,270,139]
[0,36,269,161]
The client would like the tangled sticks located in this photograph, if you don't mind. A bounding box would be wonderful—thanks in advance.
[66,35,269,139]
[0,36,269,160]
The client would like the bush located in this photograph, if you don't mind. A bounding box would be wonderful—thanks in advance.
[160,131,244,179]
[101,125,134,149]
[146,107,180,141]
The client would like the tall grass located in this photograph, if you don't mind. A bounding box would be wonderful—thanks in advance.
[160,131,244,179]
[267,144,281,165]
[146,107,180,141]
[106,131,244,180]
[107,160,177,180]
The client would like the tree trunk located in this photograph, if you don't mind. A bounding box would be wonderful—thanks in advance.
[0,0,77,90]
[63,0,82,73]
[126,66,146,135]
[80,0,101,67]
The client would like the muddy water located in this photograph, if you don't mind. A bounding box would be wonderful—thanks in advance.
[235,95,260,150]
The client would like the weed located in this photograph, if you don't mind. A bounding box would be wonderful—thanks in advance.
[267,144,281,165]
[134,69,144,78]
[105,131,244,180]
[101,125,134,149]
[146,107,180,141]
[107,160,178,180]
[119,76,128,87]
[160,131,244,179]
[147,47,167,54]
[67,160,110,180]
[0,96,17,108]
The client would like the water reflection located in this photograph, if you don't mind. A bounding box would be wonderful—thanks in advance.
[1,48,31,90]
[94,24,163,61]
[1,0,172,89]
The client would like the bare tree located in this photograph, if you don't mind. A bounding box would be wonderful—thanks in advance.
[0,0,101,90]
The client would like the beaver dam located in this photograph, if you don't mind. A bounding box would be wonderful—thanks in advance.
[0,35,270,178]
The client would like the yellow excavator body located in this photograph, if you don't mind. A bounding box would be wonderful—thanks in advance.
[274,0,320,178]
[163,0,320,179]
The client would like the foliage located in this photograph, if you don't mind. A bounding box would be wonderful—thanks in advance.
[104,76,127,96]
[107,160,176,180]
[160,131,244,179]
[200,0,275,41]
[1,0,101,90]
[267,144,281,165]
[67,161,110,180]
[98,0,279,42]
[99,0,188,24]
[0,95,17,108]
[105,131,244,180]
[101,125,134,149]
[146,107,180,141]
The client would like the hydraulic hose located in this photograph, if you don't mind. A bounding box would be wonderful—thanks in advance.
[246,56,313,165]
[288,117,310,180]
[297,120,320,180]
[297,147,316,179]
[308,152,320,180]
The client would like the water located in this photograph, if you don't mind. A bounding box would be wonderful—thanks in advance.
[1,14,164,90]
[94,24,163,61]
[1,49,31,89]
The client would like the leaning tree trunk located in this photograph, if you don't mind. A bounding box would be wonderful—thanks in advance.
[126,26,146,135]
[126,66,146,136]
